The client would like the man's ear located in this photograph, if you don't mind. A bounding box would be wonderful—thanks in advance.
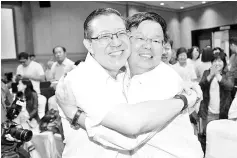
[83,39,94,55]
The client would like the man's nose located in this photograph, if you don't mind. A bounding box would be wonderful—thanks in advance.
[110,35,122,47]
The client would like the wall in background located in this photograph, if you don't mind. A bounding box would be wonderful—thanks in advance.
[180,1,237,48]
[2,1,237,74]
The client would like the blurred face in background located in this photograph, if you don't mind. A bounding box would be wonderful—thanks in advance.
[53,47,66,63]
[178,52,187,66]
[128,20,164,75]
[19,58,30,67]
[212,58,224,72]
[161,42,172,64]
[192,47,200,60]
[84,14,130,76]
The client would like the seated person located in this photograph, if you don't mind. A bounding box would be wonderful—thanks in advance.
[48,46,75,110]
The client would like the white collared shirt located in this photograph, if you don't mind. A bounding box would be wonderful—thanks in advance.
[56,53,127,158]
[123,62,203,158]
[91,62,203,158]
[51,58,75,81]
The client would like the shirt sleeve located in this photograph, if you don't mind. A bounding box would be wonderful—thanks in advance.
[16,65,23,76]
[190,64,197,80]
[36,63,45,76]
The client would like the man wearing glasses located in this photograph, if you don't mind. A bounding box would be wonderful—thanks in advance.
[56,9,202,157]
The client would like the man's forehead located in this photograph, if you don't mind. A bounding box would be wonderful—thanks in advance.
[129,21,164,37]
[90,14,125,35]
[55,47,64,51]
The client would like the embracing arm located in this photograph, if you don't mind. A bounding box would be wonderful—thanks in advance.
[100,99,184,136]
[75,98,184,150]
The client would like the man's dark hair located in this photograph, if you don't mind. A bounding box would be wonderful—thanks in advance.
[29,54,35,58]
[176,47,187,59]
[18,52,29,60]
[230,37,237,45]
[84,8,123,40]
[126,12,168,43]
[213,47,224,53]
[52,46,66,54]
[211,52,227,71]
[201,47,214,62]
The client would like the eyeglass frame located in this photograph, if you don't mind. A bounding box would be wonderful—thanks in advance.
[90,29,129,44]
[129,34,164,46]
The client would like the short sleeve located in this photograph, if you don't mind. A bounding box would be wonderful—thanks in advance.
[16,65,23,75]
[36,63,45,76]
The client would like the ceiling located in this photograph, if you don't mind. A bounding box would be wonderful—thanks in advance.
[127,1,220,11]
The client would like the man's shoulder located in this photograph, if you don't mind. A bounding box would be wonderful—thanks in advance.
[30,61,43,68]
[17,64,23,70]
[157,62,180,76]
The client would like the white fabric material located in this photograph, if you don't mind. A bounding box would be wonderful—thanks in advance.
[229,95,237,119]
[56,53,127,158]
[91,62,203,157]
[51,58,75,81]
[31,131,62,158]
[205,120,237,158]
[172,62,197,81]
[123,62,203,158]
[16,61,45,94]
[38,94,47,119]
[208,77,220,114]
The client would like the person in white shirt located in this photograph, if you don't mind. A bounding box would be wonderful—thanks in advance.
[161,39,173,65]
[172,47,197,82]
[48,46,75,110]
[187,46,201,74]
[16,52,47,119]
[56,9,201,158]
[77,11,203,158]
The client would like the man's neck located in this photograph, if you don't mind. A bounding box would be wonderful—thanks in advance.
[57,58,66,65]
[107,70,119,79]
[179,62,187,67]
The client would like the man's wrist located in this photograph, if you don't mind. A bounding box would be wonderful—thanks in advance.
[174,94,188,112]
[70,108,83,130]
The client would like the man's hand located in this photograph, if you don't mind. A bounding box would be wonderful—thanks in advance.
[181,81,203,100]
[50,82,58,90]
[180,81,203,113]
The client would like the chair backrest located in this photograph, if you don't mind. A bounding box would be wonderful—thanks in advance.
[205,120,237,158]
[40,81,51,89]
[11,83,18,93]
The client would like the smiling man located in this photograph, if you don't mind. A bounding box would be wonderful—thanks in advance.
[56,9,201,158]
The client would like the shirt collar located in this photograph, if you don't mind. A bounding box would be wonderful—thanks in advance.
[84,53,126,83]
[56,58,68,66]
[129,62,164,82]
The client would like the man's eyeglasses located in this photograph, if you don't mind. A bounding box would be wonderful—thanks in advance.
[19,59,27,65]
[90,30,128,44]
[130,34,164,46]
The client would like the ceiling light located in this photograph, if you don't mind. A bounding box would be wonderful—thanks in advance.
[160,3,164,6]
[202,1,206,4]
[180,6,184,9]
